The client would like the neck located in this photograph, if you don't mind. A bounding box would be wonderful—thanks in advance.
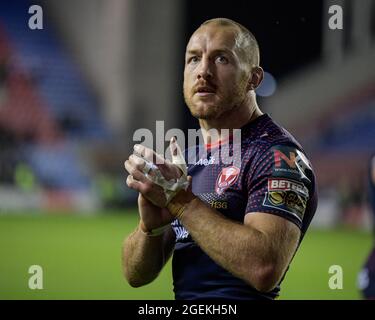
[199,93,263,144]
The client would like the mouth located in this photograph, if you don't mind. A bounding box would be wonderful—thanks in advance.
[195,86,216,97]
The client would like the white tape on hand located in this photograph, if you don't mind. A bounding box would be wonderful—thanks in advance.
[134,149,189,205]
[142,159,158,175]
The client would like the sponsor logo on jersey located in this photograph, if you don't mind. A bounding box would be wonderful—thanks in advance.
[195,156,216,166]
[268,191,284,205]
[295,149,312,182]
[274,149,296,169]
[268,178,309,197]
[215,166,240,195]
[284,191,307,213]
[263,177,309,222]
[210,200,228,209]
[272,145,312,182]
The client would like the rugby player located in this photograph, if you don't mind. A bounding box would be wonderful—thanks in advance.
[122,18,318,300]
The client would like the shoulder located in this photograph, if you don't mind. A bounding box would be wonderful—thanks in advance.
[242,114,304,157]
[246,123,316,205]
[245,122,309,171]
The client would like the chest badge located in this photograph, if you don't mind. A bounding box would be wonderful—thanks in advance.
[215,166,240,195]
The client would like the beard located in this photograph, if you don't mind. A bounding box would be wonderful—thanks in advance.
[184,78,248,120]
[188,101,224,120]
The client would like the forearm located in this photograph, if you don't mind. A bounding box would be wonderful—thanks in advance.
[122,223,171,287]
[168,194,276,290]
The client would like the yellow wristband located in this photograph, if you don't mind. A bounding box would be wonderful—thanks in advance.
[167,201,186,219]
[167,190,198,219]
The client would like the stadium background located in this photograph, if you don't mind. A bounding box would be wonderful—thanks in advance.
[0,0,374,299]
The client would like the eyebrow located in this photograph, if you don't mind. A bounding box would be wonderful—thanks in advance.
[186,48,234,57]
[186,49,201,56]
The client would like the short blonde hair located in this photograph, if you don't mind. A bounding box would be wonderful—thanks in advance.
[201,18,260,67]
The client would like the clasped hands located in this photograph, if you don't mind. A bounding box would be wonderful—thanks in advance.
[124,138,191,213]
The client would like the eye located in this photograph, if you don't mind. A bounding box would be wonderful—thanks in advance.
[188,56,200,64]
[216,55,229,64]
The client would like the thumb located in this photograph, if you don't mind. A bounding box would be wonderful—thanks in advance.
[187,175,193,192]
[170,137,187,175]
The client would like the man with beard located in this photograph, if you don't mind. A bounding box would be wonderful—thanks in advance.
[122,18,318,300]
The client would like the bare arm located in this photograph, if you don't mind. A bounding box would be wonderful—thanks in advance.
[168,190,300,292]
[122,222,175,287]
[122,144,181,288]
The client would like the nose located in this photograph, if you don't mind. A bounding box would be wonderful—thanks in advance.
[197,57,213,80]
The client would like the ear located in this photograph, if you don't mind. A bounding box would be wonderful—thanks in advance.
[247,66,264,91]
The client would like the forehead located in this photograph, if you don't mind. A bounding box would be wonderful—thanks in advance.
[186,24,239,53]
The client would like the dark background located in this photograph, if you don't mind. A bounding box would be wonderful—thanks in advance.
[180,0,323,130]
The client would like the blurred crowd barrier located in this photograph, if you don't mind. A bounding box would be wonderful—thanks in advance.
[0,1,137,212]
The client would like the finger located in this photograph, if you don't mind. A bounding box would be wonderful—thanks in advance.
[170,137,187,174]
[126,175,142,191]
[187,175,193,192]
[134,144,165,165]
[129,154,158,177]
[170,137,185,164]
[124,160,149,183]
[129,154,146,170]
[125,157,144,175]
[126,175,153,196]
[170,136,178,157]
[124,159,136,175]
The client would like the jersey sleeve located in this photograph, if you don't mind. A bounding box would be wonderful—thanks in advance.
[245,144,313,229]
